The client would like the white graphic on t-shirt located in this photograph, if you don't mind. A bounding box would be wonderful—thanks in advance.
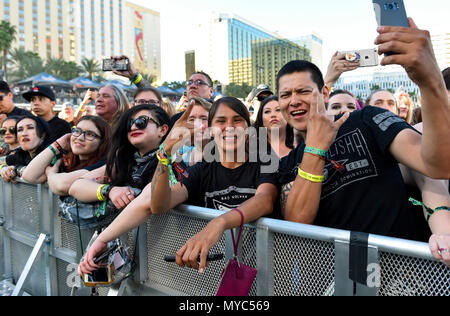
[204,186,257,210]
[321,128,378,199]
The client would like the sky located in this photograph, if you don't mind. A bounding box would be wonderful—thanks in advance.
[128,0,450,82]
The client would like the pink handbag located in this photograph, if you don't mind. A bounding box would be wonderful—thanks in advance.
[216,209,257,296]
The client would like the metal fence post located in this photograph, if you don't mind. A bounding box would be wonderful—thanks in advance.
[256,220,274,296]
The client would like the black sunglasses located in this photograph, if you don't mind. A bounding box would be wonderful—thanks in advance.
[128,115,160,132]
[0,127,16,136]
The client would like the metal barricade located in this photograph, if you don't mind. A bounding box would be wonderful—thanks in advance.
[1,180,449,296]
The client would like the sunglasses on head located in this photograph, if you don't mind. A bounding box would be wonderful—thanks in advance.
[128,115,160,132]
[0,127,16,136]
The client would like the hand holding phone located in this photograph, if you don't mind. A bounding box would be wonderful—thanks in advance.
[372,0,409,56]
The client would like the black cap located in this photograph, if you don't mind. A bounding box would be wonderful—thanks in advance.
[247,84,273,102]
[23,86,56,102]
[0,81,11,93]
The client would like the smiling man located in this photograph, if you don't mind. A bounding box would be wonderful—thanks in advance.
[23,86,71,142]
[276,20,450,243]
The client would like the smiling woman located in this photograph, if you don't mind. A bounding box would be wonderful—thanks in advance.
[21,116,112,196]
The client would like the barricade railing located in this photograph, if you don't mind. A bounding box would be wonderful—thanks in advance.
[0,180,449,296]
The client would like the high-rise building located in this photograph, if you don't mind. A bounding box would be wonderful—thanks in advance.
[251,38,310,91]
[185,50,196,80]
[291,33,324,72]
[1,0,161,81]
[431,33,450,70]
[194,13,311,89]
[1,0,77,61]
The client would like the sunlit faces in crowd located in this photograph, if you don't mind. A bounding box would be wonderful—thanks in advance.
[261,99,288,132]
[16,118,45,154]
[186,73,214,99]
[70,119,103,160]
[128,109,167,155]
[187,99,210,145]
[278,71,330,135]
[133,88,162,107]
[0,91,14,114]
[366,90,397,114]
[30,95,55,120]
[95,86,119,121]
[209,98,250,158]
[1,118,19,148]
[327,91,358,116]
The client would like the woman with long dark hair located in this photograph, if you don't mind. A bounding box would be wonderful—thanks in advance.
[253,95,294,158]
[0,115,51,182]
[69,104,170,209]
[78,97,279,276]
[22,116,111,196]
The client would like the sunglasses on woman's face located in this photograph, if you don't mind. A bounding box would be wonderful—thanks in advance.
[0,127,16,136]
[128,115,160,132]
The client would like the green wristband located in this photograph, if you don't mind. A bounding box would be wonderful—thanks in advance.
[304,146,327,158]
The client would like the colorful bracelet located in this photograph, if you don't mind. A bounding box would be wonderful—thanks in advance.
[409,198,450,222]
[133,74,143,85]
[298,167,324,183]
[101,185,111,201]
[304,146,327,158]
[97,184,108,202]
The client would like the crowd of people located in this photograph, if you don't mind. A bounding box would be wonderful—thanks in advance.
[0,19,449,282]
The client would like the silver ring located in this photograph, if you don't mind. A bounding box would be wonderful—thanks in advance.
[438,248,449,255]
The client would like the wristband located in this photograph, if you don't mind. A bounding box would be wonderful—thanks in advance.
[48,144,58,156]
[133,74,143,85]
[52,142,63,154]
[304,146,327,158]
[97,184,108,202]
[409,198,450,222]
[298,167,324,183]
[101,185,111,201]
[0,164,7,170]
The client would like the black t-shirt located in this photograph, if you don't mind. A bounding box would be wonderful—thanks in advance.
[7,106,31,117]
[277,106,423,241]
[83,159,106,172]
[182,160,278,212]
[47,116,72,142]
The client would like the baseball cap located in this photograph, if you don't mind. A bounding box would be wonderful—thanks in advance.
[0,81,11,93]
[247,84,273,102]
[23,86,56,102]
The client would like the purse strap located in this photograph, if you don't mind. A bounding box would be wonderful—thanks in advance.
[230,208,244,258]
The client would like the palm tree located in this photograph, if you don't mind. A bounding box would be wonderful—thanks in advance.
[0,21,17,80]
[8,48,44,82]
[80,57,101,80]
[45,57,66,77]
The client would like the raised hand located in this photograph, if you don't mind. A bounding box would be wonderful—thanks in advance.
[162,100,196,155]
[305,89,350,151]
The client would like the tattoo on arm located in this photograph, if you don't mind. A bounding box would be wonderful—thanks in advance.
[151,163,167,195]
[280,182,293,218]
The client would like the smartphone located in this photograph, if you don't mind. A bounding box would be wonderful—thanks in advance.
[372,0,409,27]
[340,49,379,67]
[102,58,129,72]
[82,265,114,287]
[372,1,409,56]
[164,253,224,263]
